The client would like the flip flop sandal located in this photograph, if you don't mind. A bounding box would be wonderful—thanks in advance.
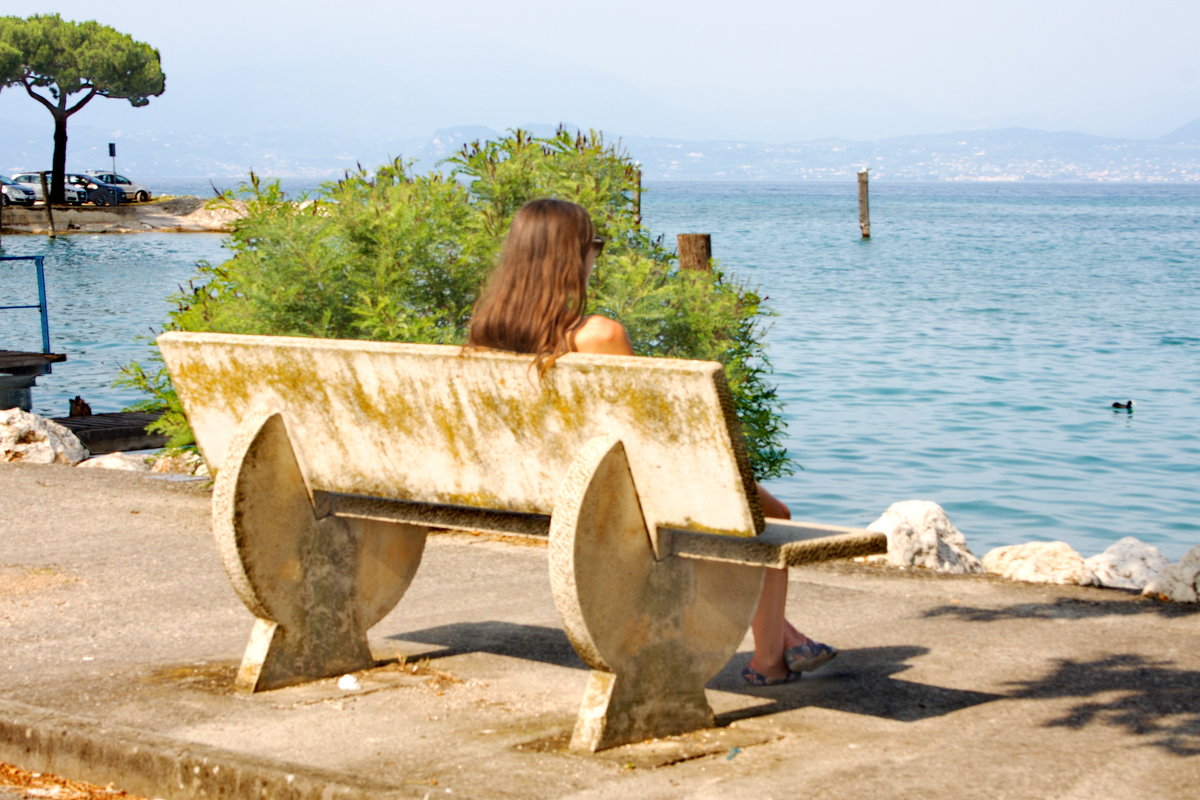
[741,665,800,686]
[785,641,838,674]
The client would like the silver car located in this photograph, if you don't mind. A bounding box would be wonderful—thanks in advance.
[10,172,89,205]
[0,175,36,206]
[85,171,152,202]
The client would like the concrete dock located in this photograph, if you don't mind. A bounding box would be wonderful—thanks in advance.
[1,463,1196,798]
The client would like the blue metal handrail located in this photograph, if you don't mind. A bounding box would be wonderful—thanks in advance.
[0,255,52,353]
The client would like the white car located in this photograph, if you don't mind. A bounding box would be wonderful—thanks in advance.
[0,175,37,206]
[85,171,152,202]
[10,173,89,205]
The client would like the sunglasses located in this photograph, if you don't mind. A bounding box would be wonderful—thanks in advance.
[590,236,606,255]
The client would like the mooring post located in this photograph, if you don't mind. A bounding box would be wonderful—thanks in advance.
[633,166,643,227]
[858,169,870,239]
[677,233,712,271]
[39,172,56,239]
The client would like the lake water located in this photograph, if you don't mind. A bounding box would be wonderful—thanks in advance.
[1,181,1197,561]
[0,231,227,417]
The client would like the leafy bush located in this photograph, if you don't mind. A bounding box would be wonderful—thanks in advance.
[123,128,794,478]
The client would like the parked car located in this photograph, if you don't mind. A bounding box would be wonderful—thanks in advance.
[85,171,152,202]
[10,172,89,205]
[0,175,36,207]
[64,173,128,206]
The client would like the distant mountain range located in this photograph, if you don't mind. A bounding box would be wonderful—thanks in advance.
[4,117,1200,182]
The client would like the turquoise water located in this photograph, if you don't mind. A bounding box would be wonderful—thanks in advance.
[0,233,227,417]
[1,182,1196,560]
[644,183,1200,561]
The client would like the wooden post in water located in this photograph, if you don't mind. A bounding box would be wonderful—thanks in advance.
[857,169,870,239]
[39,172,56,239]
[633,167,643,226]
[677,234,712,271]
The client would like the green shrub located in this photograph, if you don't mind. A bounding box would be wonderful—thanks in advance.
[122,128,794,478]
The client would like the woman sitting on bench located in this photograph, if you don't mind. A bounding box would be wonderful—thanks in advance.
[468,198,837,686]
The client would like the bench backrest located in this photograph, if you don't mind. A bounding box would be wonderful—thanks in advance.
[158,332,763,537]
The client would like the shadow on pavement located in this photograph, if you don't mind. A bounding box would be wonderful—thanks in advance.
[387,621,585,670]
[390,624,1004,727]
[1006,653,1200,756]
[713,645,1003,725]
[922,596,1200,622]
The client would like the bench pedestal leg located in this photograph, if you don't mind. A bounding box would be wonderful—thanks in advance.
[214,410,426,692]
[573,661,717,753]
[551,436,762,751]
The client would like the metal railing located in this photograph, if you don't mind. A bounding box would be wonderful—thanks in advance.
[0,255,52,353]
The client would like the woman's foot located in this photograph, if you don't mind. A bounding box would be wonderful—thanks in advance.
[785,640,838,673]
[742,664,799,686]
[783,622,808,650]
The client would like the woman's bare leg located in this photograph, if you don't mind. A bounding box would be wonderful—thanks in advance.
[748,567,791,678]
[747,484,798,679]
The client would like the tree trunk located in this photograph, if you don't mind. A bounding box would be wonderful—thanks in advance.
[50,111,69,205]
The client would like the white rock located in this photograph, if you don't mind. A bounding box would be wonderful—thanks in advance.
[337,674,362,691]
[78,452,152,472]
[983,541,1095,585]
[1142,544,1200,603]
[0,408,89,465]
[867,500,983,573]
[1084,537,1169,591]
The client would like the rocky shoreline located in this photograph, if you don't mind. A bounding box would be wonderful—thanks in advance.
[0,196,244,234]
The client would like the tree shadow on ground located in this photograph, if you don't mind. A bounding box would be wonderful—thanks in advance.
[923,596,1200,623]
[1006,653,1200,756]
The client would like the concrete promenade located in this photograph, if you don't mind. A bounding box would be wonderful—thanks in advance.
[1,462,1197,799]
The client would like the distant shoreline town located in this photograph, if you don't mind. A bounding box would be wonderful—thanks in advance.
[6,117,1200,184]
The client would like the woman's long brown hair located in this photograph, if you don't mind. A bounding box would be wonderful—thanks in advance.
[467,199,595,371]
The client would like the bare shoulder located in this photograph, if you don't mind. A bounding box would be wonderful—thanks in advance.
[572,315,635,356]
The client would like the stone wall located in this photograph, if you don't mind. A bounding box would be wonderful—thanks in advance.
[0,197,245,234]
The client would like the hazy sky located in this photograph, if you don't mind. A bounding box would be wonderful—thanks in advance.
[3,0,1198,143]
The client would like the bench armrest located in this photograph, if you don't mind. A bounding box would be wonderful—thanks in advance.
[665,519,887,568]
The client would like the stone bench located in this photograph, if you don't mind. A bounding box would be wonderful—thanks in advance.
[158,331,886,751]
